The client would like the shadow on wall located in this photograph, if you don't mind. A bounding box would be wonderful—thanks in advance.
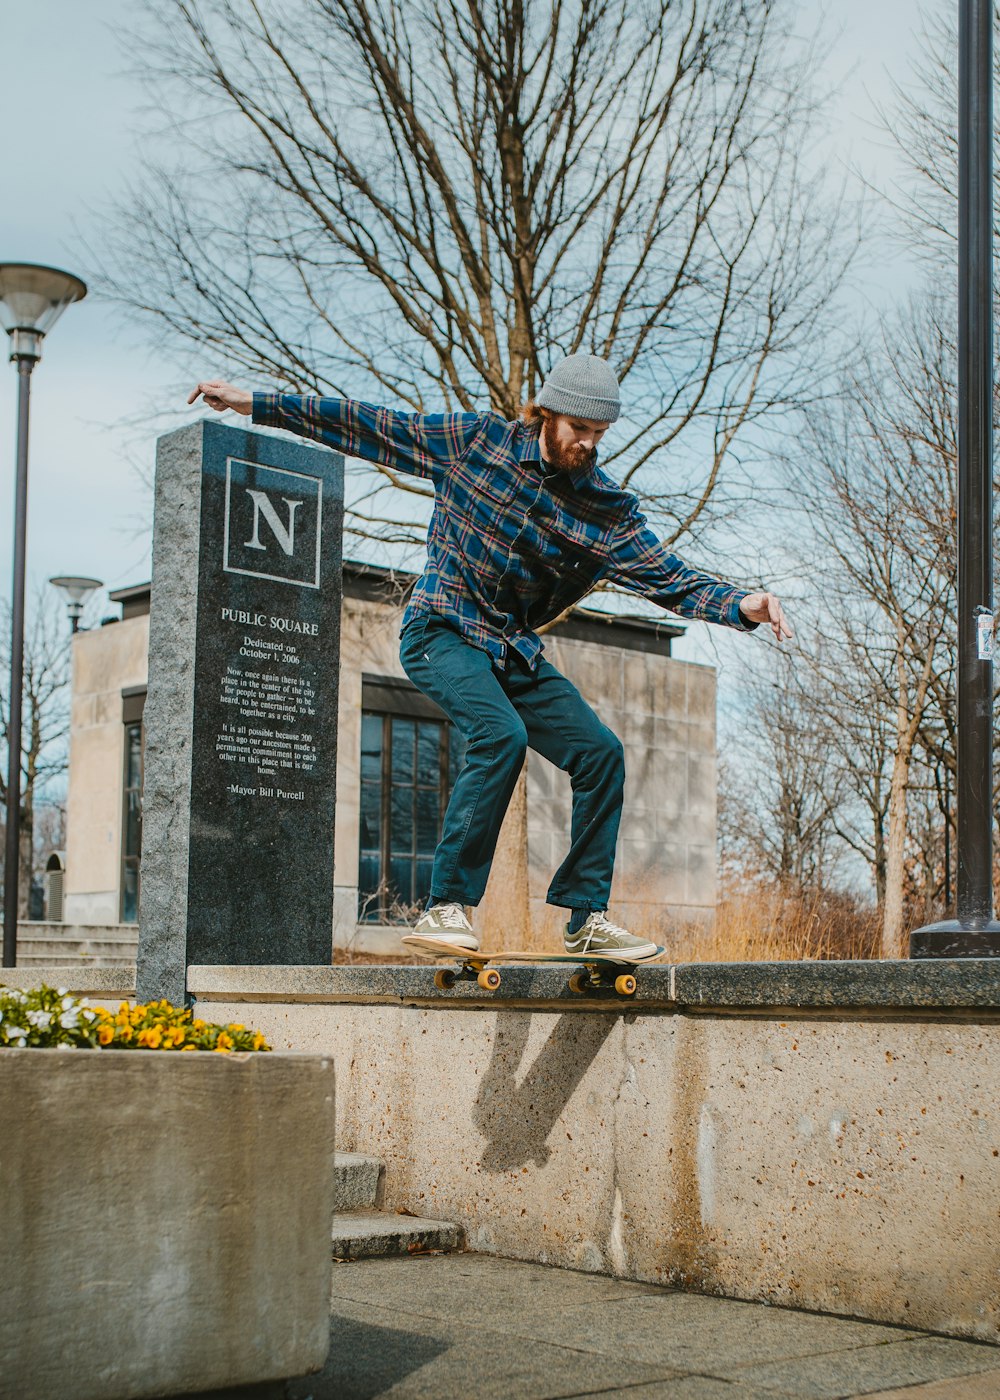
[473,1011,618,1171]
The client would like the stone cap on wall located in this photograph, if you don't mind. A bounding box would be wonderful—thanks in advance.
[9,959,1000,1017]
[185,959,1000,1017]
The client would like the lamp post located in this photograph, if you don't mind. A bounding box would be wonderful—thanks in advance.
[49,576,103,634]
[0,264,87,968]
[910,0,1000,957]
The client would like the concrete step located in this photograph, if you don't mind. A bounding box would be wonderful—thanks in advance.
[15,952,138,969]
[333,1151,385,1212]
[16,948,137,962]
[331,1210,462,1261]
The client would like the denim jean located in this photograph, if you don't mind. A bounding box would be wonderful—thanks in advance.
[399,615,625,910]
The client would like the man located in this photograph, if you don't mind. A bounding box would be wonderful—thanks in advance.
[188,356,791,956]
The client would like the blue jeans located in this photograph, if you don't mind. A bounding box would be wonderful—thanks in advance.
[399,615,625,909]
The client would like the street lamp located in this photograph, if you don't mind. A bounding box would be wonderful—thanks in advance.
[49,576,103,633]
[0,263,87,968]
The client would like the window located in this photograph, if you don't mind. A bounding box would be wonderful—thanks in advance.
[358,682,465,922]
[121,688,145,924]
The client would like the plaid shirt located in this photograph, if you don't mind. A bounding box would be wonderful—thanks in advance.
[252,394,754,669]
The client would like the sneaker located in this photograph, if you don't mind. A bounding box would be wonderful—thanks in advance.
[564,911,658,959]
[413,902,479,951]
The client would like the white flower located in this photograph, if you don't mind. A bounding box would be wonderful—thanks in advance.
[61,995,75,1010]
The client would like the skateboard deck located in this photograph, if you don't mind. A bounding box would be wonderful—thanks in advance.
[401,935,664,996]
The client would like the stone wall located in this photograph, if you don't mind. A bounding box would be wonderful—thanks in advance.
[63,613,149,925]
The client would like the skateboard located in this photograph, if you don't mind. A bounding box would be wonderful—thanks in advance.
[400,936,664,997]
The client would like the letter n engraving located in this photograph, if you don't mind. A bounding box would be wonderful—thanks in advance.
[244,490,303,556]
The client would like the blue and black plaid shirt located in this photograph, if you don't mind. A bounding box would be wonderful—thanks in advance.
[252,394,754,669]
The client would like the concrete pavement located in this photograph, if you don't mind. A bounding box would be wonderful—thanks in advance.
[184,1253,1000,1399]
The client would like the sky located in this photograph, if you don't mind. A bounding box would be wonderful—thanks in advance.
[1,0,930,635]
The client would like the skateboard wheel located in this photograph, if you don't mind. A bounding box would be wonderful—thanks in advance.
[568,971,588,994]
[615,973,637,996]
[433,968,456,990]
[478,968,501,991]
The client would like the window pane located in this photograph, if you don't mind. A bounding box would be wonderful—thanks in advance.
[414,858,434,905]
[125,724,143,788]
[416,786,439,852]
[122,863,139,924]
[358,854,382,922]
[391,786,414,852]
[389,855,414,908]
[124,791,142,860]
[361,713,382,783]
[360,781,381,850]
[391,718,415,786]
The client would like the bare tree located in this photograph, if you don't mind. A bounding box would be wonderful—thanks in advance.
[796,297,956,955]
[718,648,848,895]
[0,594,71,919]
[101,0,851,555]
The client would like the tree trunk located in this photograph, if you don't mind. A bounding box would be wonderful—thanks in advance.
[881,744,911,959]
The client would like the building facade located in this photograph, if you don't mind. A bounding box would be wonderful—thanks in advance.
[63,563,718,951]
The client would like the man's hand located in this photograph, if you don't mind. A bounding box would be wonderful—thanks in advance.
[739,591,793,642]
[187,381,253,415]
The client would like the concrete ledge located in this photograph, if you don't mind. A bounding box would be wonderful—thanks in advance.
[0,966,136,998]
[188,959,1000,1016]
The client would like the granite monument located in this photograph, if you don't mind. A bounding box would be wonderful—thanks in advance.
[137,419,344,1003]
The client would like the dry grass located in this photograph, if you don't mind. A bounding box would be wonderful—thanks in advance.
[334,878,895,965]
[659,887,889,963]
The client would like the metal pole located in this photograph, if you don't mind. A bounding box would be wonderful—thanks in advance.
[911,0,1000,956]
[3,356,32,967]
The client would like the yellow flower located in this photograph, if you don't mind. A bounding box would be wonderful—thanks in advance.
[164,1025,186,1048]
[252,1032,268,1051]
[97,1024,115,1046]
[180,1044,197,1052]
[92,1006,109,1018]
[192,1019,207,1031]
[137,1025,163,1049]
[229,1023,246,1032]
[215,1031,234,1051]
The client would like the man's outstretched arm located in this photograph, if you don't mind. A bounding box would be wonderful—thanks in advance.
[187,380,481,484]
[604,510,792,643]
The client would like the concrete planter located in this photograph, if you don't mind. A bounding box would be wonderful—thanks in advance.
[0,1049,336,1400]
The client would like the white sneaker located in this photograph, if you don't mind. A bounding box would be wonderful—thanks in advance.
[564,911,658,959]
[413,902,479,951]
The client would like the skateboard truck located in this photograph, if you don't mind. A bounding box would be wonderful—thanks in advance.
[433,957,501,993]
[567,965,638,997]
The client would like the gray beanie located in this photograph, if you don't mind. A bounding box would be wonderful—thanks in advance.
[536,354,621,423]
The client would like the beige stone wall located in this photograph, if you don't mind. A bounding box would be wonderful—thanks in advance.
[64,616,149,925]
[64,592,717,947]
[525,635,716,945]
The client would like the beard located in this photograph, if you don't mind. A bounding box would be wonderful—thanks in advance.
[540,420,592,473]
